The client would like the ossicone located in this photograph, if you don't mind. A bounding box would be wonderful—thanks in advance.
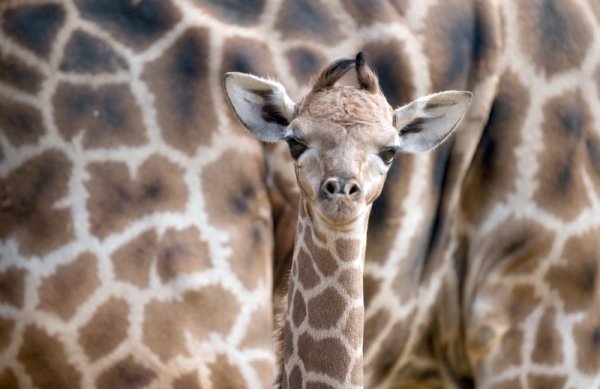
[310,51,380,94]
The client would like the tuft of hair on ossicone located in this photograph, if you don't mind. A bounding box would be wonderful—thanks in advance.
[310,51,381,94]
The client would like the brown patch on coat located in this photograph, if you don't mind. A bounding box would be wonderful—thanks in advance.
[18,324,81,388]
[344,307,364,349]
[292,290,307,327]
[287,365,302,388]
[391,238,428,303]
[535,89,593,220]
[283,320,294,363]
[173,371,201,389]
[275,0,341,44]
[297,247,320,290]
[0,267,26,308]
[74,0,181,51]
[297,333,350,381]
[307,287,345,329]
[0,317,15,353]
[193,0,265,25]
[0,368,18,389]
[489,378,521,389]
[78,298,129,361]
[350,355,363,385]
[587,124,600,189]
[53,82,146,149]
[143,286,240,362]
[113,226,210,286]
[157,227,211,283]
[363,273,380,307]
[365,318,411,383]
[251,359,276,389]
[221,36,276,79]
[491,219,555,277]
[111,229,157,288]
[527,374,566,389]
[335,238,360,262]
[86,154,187,239]
[207,355,247,388]
[545,229,598,313]
[0,51,43,93]
[1,3,65,58]
[363,308,391,353]
[201,151,272,289]
[345,0,397,26]
[96,356,156,389]
[240,306,273,349]
[286,47,327,85]
[305,229,336,276]
[483,328,523,376]
[0,150,73,256]
[572,308,600,374]
[338,268,362,298]
[0,97,44,147]
[37,252,100,320]
[531,308,563,364]
[60,30,128,73]
[507,285,543,323]
[462,71,528,224]
[422,0,476,90]
[362,39,415,107]
[142,27,215,155]
[517,0,592,77]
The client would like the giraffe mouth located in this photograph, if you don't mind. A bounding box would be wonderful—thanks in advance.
[315,199,366,229]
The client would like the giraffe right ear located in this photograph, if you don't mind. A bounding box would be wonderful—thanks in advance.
[224,72,296,142]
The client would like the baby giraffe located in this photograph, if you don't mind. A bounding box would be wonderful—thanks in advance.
[224,53,471,389]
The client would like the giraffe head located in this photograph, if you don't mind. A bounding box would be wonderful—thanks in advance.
[225,52,471,229]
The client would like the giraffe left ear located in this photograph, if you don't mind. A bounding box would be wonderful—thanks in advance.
[224,72,296,142]
[394,91,472,153]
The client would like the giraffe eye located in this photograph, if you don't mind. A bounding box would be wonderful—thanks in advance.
[378,146,398,165]
[285,136,307,160]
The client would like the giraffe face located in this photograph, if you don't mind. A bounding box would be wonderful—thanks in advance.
[284,87,398,227]
[224,53,472,228]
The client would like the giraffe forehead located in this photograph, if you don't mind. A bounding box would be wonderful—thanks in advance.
[300,86,394,124]
[292,87,397,148]
[291,117,397,150]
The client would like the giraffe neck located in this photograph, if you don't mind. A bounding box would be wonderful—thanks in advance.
[281,199,367,388]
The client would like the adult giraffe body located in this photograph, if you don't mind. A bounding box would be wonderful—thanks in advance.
[0,0,599,388]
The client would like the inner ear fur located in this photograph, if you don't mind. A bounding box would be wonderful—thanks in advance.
[394,91,472,153]
[224,72,295,142]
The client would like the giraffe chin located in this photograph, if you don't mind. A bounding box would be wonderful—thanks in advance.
[314,200,366,231]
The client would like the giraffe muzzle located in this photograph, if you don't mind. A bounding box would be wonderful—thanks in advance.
[319,176,363,201]
[315,176,366,227]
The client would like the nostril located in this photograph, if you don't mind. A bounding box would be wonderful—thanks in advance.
[321,178,361,198]
[325,181,337,195]
[344,180,362,198]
